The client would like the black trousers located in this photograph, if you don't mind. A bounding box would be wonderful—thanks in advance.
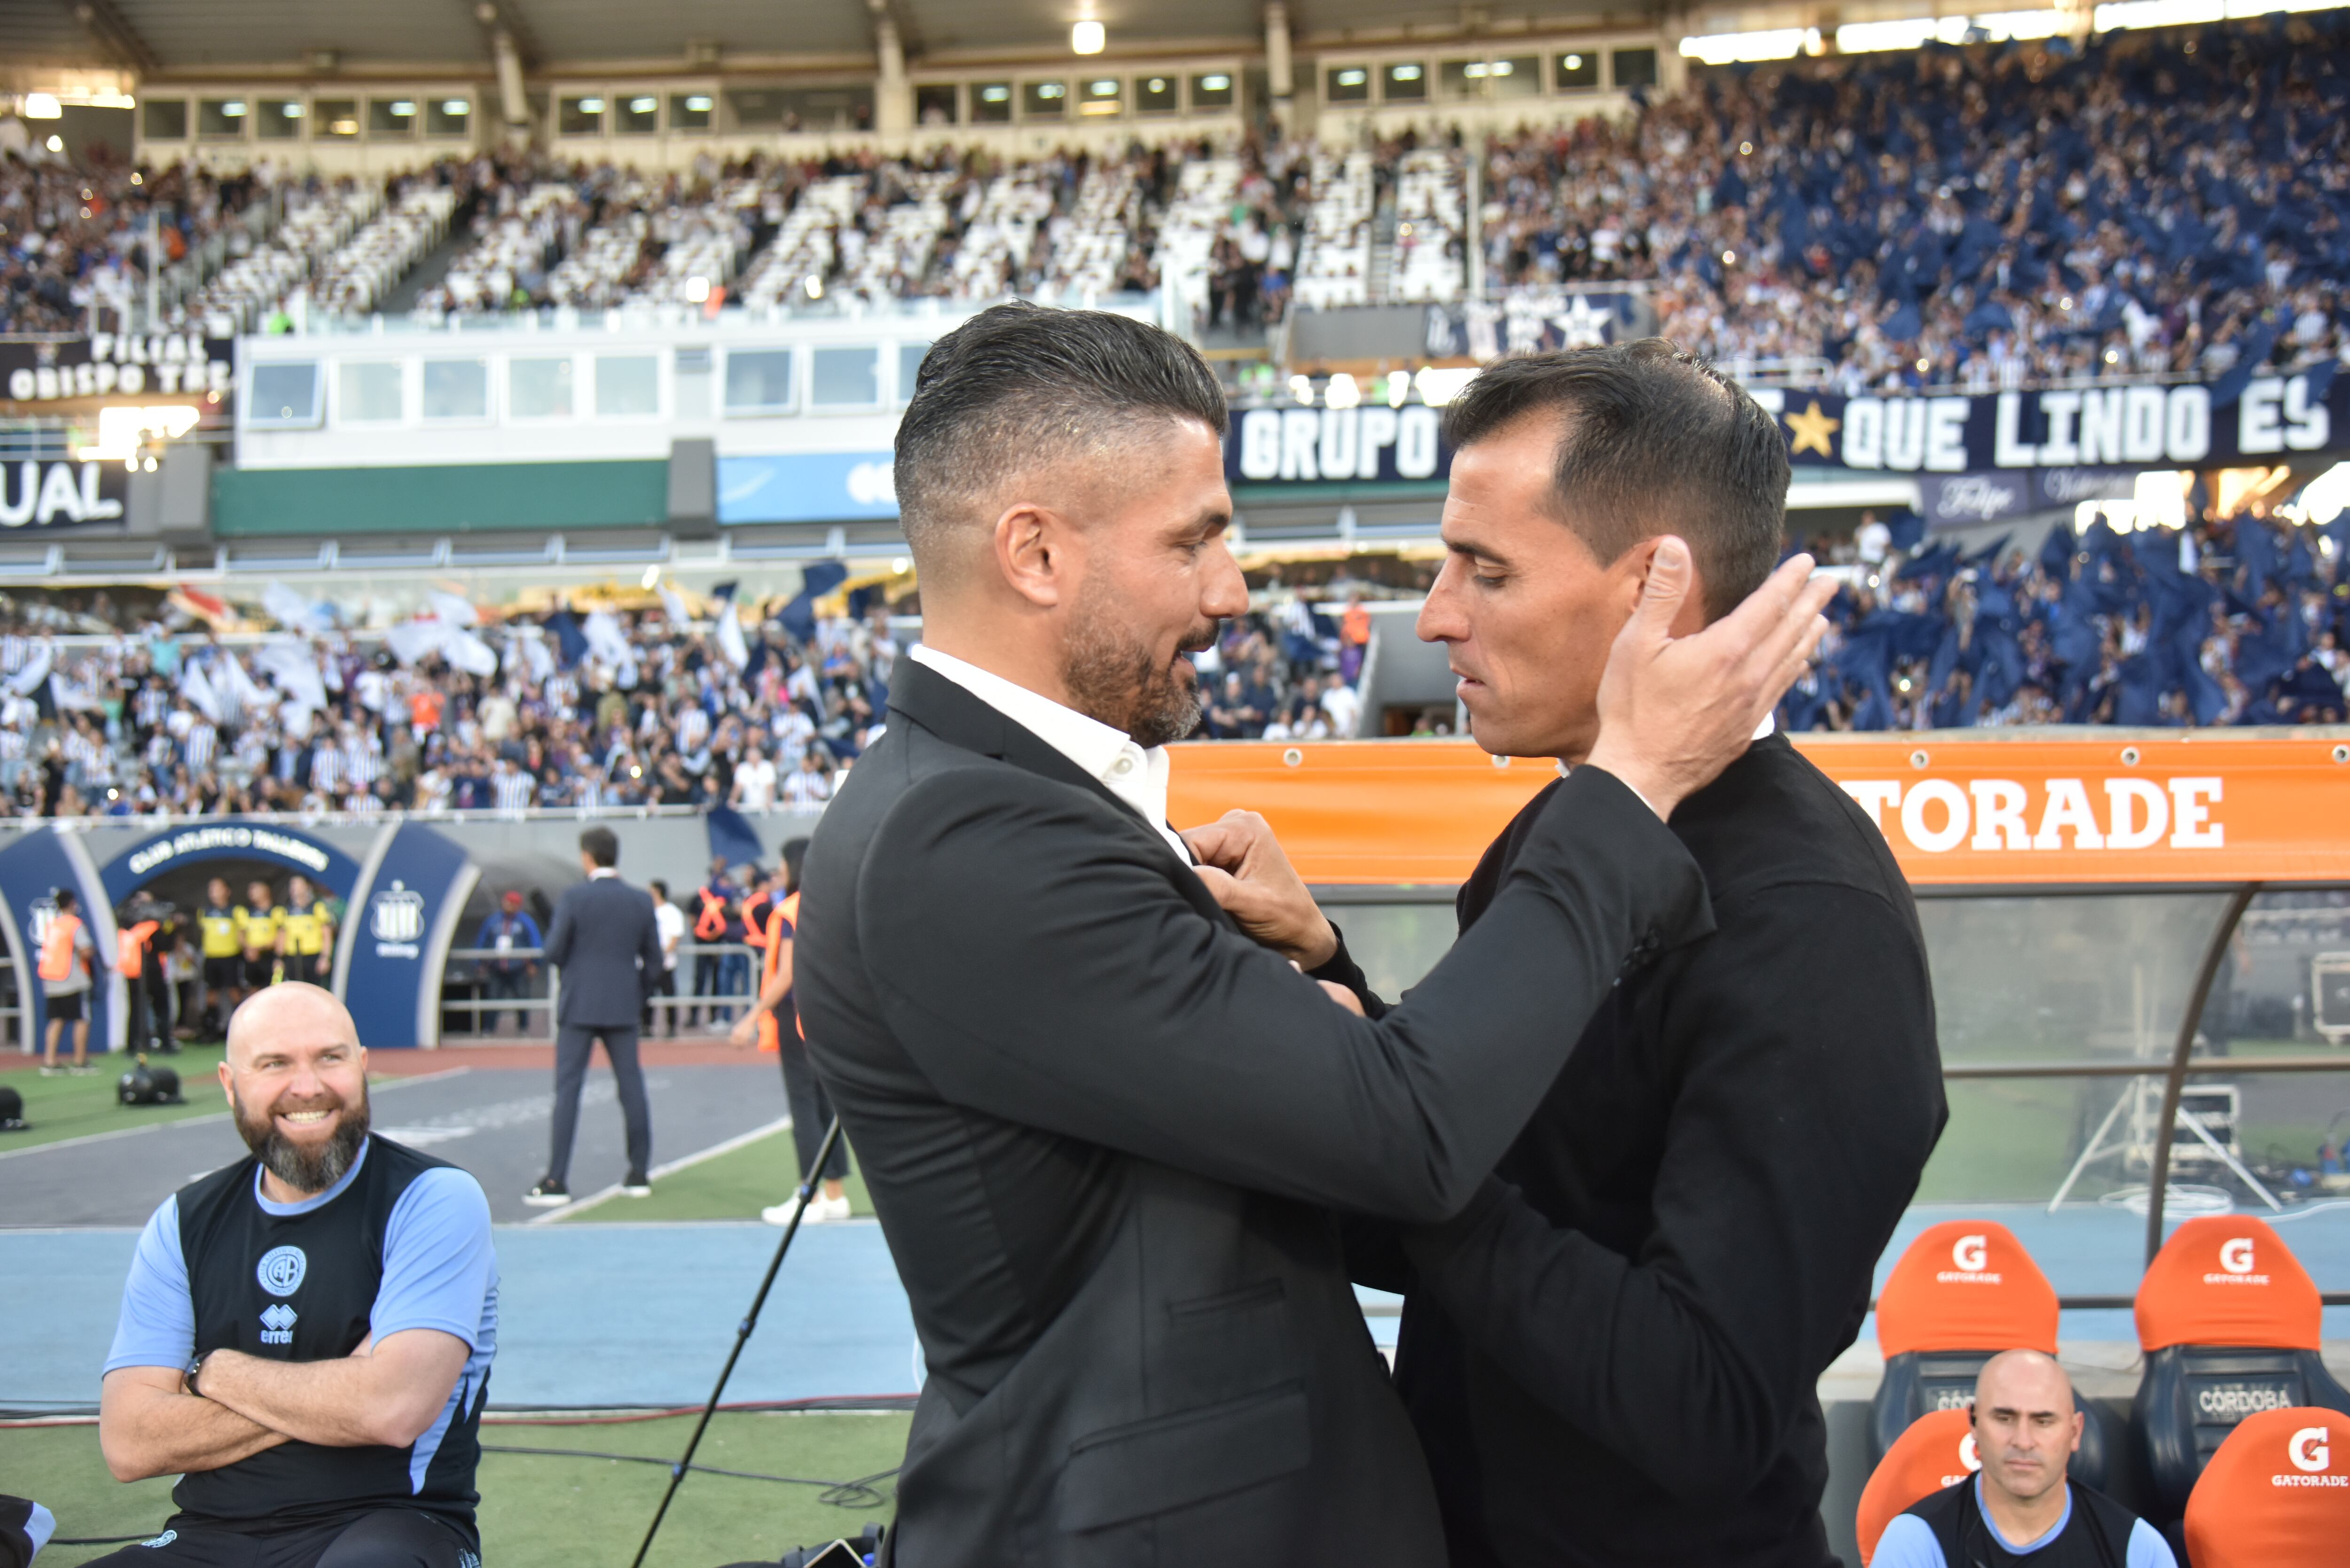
[778,1020,849,1185]
[547,1022,651,1183]
[80,1508,475,1568]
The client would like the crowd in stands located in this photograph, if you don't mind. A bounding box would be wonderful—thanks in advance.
[0,580,1373,819]
[1791,508,2350,731]
[1486,15,2348,390]
[8,16,2340,397]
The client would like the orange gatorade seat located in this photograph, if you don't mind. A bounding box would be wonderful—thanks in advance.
[1869,1221,2119,1487]
[1854,1407,1979,1565]
[2180,1407,2350,1567]
[2133,1216,2350,1523]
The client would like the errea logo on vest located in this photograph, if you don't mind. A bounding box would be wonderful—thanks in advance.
[2205,1235,2270,1286]
[2278,1427,2346,1488]
[1937,1233,2001,1284]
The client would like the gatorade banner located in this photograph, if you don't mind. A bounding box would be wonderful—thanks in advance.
[1167,733,2350,887]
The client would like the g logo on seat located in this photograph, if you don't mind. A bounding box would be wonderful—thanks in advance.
[2219,1237,2256,1274]
[1951,1234,1989,1272]
[257,1245,307,1298]
[2289,1427,2331,1473]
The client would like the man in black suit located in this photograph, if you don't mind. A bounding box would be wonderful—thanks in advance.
[793,304,1837,1565]
[1197,341,1946,1567]
[525,826,666,1207]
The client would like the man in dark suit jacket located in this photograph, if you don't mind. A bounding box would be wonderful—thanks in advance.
[525,825,666,1207]
[1199,342,1946,1567]
[794,304,1835,1566]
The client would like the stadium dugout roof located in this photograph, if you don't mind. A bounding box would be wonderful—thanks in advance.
[0,0,1645,77]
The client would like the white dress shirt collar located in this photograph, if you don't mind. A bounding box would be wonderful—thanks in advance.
[908,644,1186,859]
[588,866,620,880]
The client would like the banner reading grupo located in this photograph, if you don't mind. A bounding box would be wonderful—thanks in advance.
[1166,733,2350,887]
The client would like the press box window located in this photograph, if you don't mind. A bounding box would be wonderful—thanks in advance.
[421,359,488,420]
[915,84,958,124]
[810,347,878,408]
[558,95,605,135]
[619,94,659,134]
[426,97,471,136]
[338,362,403,424]
[670,93,713,131]
[1190,73,1234,110]
[255,99,303,140]
[1612,48,1659,89]
[369,99,417,137]
[1136,75,1177,113]
[1325,66,1371,103]
[895,340,931,404]
[197,100,249,140]
[1555,51,1598,89]
[724,350,796,415]
[1079,78,1122,116]
[1441,57,1538,98]
[596,355,659,416]
[315,99,359,139]
[1023,81,1066,118]
[141,99,188,140]
[1382,63,1427,101]
[247,363,321,429]
[509,357,575,419]
[972,83,1012,123]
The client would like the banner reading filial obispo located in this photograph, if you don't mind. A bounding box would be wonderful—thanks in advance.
[0,333,235,406]
[1755,369,2343,476]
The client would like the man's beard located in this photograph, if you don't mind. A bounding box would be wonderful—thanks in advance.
[232,1082,370,1194]
[1063,584,1216,749]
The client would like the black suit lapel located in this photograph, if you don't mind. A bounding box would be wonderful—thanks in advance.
[890,659,1225,921]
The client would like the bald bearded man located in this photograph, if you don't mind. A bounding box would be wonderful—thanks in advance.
[95,985,499,1568]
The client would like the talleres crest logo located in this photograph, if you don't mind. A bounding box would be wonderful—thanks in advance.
[2278,1426,2345,1488]
[1938,1233,2001,1284]
[371,879,425,959]
[256,1244,306,1297]
[2206,1235,2269,1285]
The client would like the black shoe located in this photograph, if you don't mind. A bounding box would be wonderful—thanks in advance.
[621,1170,652,1197]
[523,1177,570,1207]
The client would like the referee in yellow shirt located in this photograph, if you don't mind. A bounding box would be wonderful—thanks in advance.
[278,874,336,986]
[196,876,245,1034]
[239,878,286,992]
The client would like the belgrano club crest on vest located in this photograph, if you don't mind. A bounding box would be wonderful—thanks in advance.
[369,881,425,958]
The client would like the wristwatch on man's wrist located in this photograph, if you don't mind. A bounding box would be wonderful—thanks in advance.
[183,1350,212,1398]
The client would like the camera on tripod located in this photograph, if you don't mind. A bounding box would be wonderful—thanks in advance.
[117,1053,184,1107]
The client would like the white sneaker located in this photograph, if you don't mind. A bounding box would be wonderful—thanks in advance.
[761,1192,852,1226]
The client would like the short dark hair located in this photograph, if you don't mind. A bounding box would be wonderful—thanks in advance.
[782,836,809,894]
[894,301,1228,574]
[648,879,669,900]
[580,826,619,867]
[54,887,74,912]
[1441,339,1788,620]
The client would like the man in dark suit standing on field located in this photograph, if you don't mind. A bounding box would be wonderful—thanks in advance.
[525,825,666,1208]
[793,304,1836,1566]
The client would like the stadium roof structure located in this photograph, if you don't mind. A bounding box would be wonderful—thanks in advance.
[0,0,1647,77]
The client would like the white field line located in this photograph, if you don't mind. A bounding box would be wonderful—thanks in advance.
[530,1114,795,1225]
[0,1067,472,1163]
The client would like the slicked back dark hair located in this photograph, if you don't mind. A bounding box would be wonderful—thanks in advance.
[895,302,1229,570]
[1441,338,1788,620]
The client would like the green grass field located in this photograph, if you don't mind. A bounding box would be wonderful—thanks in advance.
[0,1047,229,1152]
[2,1410,911,1567]
[562,1129,870,1225]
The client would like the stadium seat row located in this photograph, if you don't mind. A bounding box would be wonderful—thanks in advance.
[1857,1217,2350,1564]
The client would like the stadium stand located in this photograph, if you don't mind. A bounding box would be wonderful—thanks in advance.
[2180,1407,2350,1568]
[2131,1215,2350,1522]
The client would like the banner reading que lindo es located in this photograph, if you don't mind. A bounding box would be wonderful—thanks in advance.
[1166,733,2350,887]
